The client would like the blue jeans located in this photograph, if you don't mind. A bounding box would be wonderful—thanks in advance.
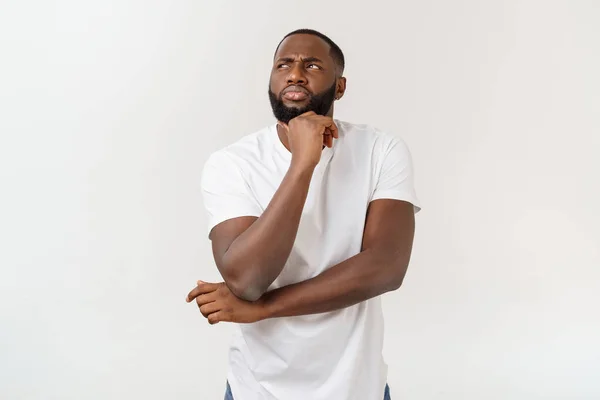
[224,381,391,399]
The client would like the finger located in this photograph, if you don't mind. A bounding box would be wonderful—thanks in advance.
[195,291,216,306]
[325,119,339,139]
[207,311,223,325]
[277,121,289,133]
[299,111,317,117]
[322,130,330,148]
[186,282,219,302]
[199,301,220,318]
[327,133,333,148]
[312,116,338,139]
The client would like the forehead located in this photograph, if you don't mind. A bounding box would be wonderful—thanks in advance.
[274,34,333,62]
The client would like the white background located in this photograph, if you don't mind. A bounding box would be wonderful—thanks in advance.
[1,1,599,399]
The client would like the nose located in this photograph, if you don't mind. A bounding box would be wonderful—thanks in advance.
[287,62,307,85]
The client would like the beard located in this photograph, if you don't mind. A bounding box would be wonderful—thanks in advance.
[268,82,337,124]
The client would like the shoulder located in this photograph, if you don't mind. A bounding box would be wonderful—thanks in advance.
[204,125,274,169]
[335,120,410,154]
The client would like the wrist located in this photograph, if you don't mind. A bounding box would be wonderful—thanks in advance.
[288,161,316,178]
[255,294,275,321]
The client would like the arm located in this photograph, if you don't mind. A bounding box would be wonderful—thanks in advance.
[211,164,314,302]
[261,199,416,317]
[209,114,339,301]
[186,199,416,324]
[189,134,420,323]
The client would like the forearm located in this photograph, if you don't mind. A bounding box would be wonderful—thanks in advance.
[222,164,314,300]
[261,248,407,318]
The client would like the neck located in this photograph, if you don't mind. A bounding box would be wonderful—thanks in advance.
[276,124,291,152]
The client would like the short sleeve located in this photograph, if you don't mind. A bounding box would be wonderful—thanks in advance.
[201,150,263,235]
[371,137,422,213]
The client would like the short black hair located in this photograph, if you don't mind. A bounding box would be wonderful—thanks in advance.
[274,29,345,74]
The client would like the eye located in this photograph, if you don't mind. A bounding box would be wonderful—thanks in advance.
[277,64,290,69]
[307,64,321,70]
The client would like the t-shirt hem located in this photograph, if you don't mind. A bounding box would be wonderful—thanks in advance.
[208,212,262,236]
[370,192,422,213]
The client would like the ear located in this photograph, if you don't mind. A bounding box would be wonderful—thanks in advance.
[335,77,347,100]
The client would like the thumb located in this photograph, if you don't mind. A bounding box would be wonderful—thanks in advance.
[277,121,289,133]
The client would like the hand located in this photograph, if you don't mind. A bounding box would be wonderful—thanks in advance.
[278,111,339,169]
[186,281,268,324]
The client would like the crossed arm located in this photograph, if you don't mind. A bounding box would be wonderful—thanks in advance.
[186,197,416,324]
[257,198,415,318]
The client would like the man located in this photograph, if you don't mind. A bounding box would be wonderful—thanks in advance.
[186,29,421,400]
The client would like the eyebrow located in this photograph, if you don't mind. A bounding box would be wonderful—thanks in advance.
[276,56,324,64]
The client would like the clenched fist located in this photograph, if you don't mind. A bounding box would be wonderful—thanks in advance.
[278,111,339,170]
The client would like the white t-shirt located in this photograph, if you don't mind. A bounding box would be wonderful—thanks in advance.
[201,120,421,400]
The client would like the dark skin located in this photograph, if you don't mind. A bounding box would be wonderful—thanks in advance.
[186,34,416,324]
[271,34,347,150]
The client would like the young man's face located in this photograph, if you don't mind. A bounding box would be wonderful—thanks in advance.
[268,34,344,124]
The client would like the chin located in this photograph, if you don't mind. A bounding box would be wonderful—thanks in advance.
[284,101,309,108]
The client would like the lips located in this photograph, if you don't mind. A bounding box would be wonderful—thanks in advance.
[282,85,310,101]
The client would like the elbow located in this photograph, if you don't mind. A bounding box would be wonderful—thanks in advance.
[371,247,410,293]
[386,260,409,292]
[218,256,274,301]
[224,273,268,302]
[230,281,265,302]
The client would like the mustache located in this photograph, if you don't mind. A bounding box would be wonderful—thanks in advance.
[268,81,336,124]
